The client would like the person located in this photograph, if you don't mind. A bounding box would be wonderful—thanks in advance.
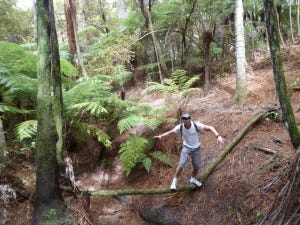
[154,112,224,190]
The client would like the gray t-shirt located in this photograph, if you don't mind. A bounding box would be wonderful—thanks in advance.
[172,121,204,148]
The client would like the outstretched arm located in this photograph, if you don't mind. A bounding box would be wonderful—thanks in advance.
[202,124,225,144]
[154,129,175,139]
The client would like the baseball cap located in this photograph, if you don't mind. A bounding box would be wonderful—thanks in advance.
[181,112,191,119]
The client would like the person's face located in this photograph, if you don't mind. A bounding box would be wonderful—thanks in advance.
[182,117,191,126]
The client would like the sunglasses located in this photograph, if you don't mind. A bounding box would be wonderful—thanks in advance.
[182,117,190,120]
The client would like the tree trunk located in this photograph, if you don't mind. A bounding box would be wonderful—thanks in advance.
[232,0,248,103]
[203,31,213,95]
[69,108,276,197]
[0,117,7,161]
[64,0,76,63]
[33,0,74,224]
[264,0,300,149]
[64,0,87,76]
[138,0,168,82]
[297,0,300,40]
[289,0,295,42]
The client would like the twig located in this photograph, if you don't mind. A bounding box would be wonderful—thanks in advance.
[253,146,277,154]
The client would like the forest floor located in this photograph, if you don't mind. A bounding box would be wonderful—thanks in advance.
[2,45,300,225]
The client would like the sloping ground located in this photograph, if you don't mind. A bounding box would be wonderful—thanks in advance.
[2,47,300,224]
[84,51,299,224]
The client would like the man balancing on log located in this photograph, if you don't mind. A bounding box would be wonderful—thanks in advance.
[154,112,225,190]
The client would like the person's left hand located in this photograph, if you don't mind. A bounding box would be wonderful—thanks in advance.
[217,135,225,144]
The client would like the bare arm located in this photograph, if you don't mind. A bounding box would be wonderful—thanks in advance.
[202,124,225,144]
[154,129,175,139]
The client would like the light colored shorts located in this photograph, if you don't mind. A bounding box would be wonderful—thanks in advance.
[178,145,201,169]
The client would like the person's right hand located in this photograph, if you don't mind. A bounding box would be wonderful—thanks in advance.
[154,135,161,139]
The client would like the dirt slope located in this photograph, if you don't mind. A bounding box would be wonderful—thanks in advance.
[2,47,300,224]
[85,50,299,224]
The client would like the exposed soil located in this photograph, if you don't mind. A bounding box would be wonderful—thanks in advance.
[1,46,300,225]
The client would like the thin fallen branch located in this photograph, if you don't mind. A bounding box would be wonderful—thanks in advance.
[253,146,277,155]
[63,108,277,197]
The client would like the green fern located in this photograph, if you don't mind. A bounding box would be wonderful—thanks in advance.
[15,120,37,144]
[118,115,145,134]
[119,136,150,176]
[151,151,173,167]
[69,102,108,117]
[0,103,33,114]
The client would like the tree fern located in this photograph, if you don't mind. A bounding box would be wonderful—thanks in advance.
[119,136,150,176]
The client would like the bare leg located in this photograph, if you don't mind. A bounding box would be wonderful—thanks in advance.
[174,167,183,178]
[192,168,199,178]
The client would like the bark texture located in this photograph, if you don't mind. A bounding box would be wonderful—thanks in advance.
[233,0,248,103]
[33,0,74,224]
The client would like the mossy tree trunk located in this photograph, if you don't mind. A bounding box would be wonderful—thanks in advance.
[264,0,300,149]
[33,0,74,224]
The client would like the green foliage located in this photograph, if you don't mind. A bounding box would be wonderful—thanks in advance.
[112,65,133,87]
[0,103,32,114]
[0,41,36,77]
[151,151,173,167]
[69,102,108,117]
[142,69,201,96]
[89,32,137,74]
[15,120,37,148]
[0,1,34,43]
[0,41,77,78]
[119,136,151,176]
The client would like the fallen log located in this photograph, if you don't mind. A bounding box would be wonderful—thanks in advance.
[66,108,277,197]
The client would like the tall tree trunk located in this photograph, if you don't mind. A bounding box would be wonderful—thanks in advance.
[289,0,295,42]
[64,0,76,63]
[297,0,300,40]
[264,0,300,149]
[138,0,168,82]
[232,0,248,103]
[33,0,74,223]
[64,0,87,76]
[99,0,110,33]
[275,4,287,48]
[0,117,7,161]
[203,31,213,95]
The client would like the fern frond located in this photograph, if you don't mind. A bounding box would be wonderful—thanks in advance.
[151,151,174,167]
[118,115,145,134]
[72,122,112,148]
[143,118,162,130]
[15,120,37,143]
[94,129,112,148]
[142,157,152,173]
[69,102,108,117]
[171,69,189,87]
[181,87,202,99]
[182,75,200,90]
[142,81,176,95]
[0,103,33,114]
[119,136,149,176]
